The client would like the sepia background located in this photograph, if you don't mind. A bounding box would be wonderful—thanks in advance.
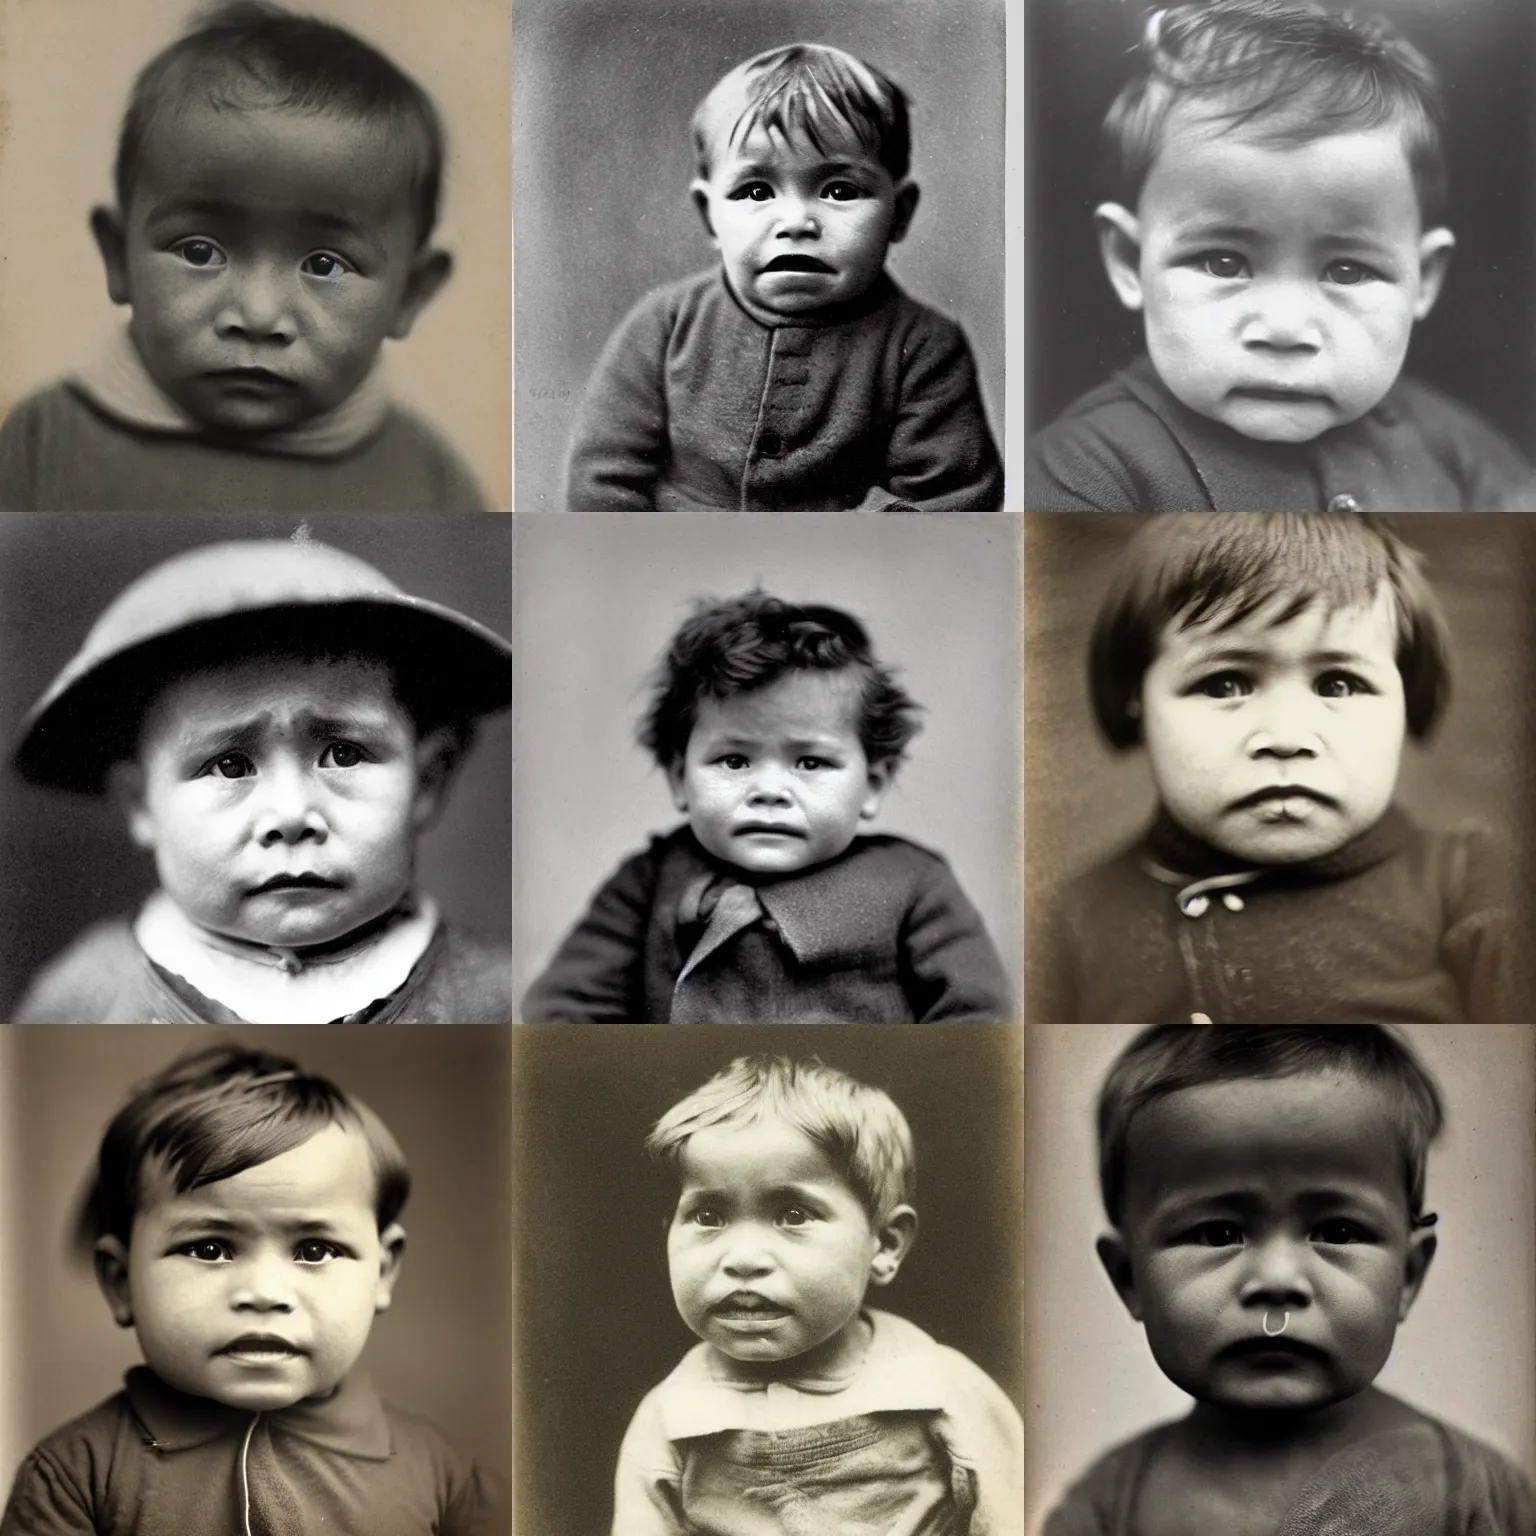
[0,0,511,507]
[1024,1023,1536,1534]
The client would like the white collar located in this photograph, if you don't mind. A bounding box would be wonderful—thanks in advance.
[70,328,391,458]
[134,890,439,1024]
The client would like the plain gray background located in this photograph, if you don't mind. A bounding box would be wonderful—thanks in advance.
[513,513,1020,1015]
[1024,1024,1536,1535]
[512,0,1006,509]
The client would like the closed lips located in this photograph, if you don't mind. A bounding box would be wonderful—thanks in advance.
[1229,787,1336,811]
[249,873,342,893]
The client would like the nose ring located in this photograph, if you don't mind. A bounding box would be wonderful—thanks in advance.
[1262,1309,1289,1337]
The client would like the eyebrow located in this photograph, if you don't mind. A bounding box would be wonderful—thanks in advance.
[174,706,398,753]
[158,1214,353,1241]
[1176,644,1384,668]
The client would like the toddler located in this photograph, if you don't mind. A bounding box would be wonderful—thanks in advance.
[0,1042,499,1535]
[1046,1024,1536,1535]
[522,591,1012,1022]
[615,1054,1023,1534]
[11,534,512,1023]
[565,43,1003,512]
[0,2,482,512]
[1026,0,1535,512]
[1037,513,1515,1023]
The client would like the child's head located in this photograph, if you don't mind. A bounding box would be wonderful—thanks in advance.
[647,1055,918,1372]
[1090,513,1450,865]
[85,1042,410,1411]
[90,2,452,437]
[1094,0,1454,443]
[639,591,920,876]
[689,44,919,322]
[14,537,512,951]
[1096,1025,1443,1418]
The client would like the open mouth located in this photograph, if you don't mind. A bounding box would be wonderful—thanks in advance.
[762,255,835,274]
[219,1334,304,1360]
[248,873,344,895]
[712,1292,790,1321]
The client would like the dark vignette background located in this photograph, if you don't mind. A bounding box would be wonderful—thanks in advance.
[514,0,1005,510]
[0,512,512,1017]
[513,1024,1023,1536]
[0,1025,511,1506]
[1025,0,1536,457]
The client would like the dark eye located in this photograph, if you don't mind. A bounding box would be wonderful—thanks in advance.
[1192,1221,1244,1247]
[732,182,774,202]
[823,181,864,201]
[301,251,351,279]
[1315,671,1369,698]
[212,753,255,779]
[295,1239,342,1264]
[796,756,829,771]
[183,1239,232,1262]
[1325,260,1374,286]
[1197,671,1252,699]
[1200,252,1248,280]
[780,1206,811,1227]
[321,742,366,768]
[174,239,226,269]
[1314,1219,1371,1244]
[688,1206,725,1229]
[718,754,749,770]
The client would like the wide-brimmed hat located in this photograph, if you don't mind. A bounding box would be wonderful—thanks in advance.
[15,537,512,793]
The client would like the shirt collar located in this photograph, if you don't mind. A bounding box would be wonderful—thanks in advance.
[123,1365,393,1460]
[69,328,391,458]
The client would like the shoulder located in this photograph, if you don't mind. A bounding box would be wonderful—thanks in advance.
[0,384,98,510]
[1387,376,1536,505]
[394,924,514,1023]
[1,381,84,433]
[881,281,967,345]
[11,918,144,1023]
[368,407,485,509]
[2,1387,138,1522]
[840,833,956,880]
[616,270,723,331]
[1428,1418,1536,1523]
[1042,1423,1175,1536]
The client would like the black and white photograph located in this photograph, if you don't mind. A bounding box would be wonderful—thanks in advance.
[0,511,512,1024]
[0,1024,511,1532]
[513,0,1008,511]
[1024,0,1536,511]
[1025,1023,1536,1535]
[1025,511,1533,1023]
[514,1023,1023,1536]
[0,0,511,511]
[514,512,1020,1023]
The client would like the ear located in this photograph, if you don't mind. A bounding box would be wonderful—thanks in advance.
[91,206,132,307]
[1397,1225,1437,1321]
[859,759,893,822]
[1095,202,1145,312]
[411,726,466,831]
[690,181,718,244]
[374,1223,407,1313]
[1096,1232,1145,1320]
[666,759,690,815]
[387,248,453,341]
[888,181,920,246]
[107,761,157,852]
[94,1235,136,1328]
[867,1204,918,1287]
[1412,228,1455,321]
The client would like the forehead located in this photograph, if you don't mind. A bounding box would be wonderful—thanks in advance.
[1120,1072,1408,1224]
[1141,112,1422,237]
[678,1119,848,1192]
[1157,584,1399,666]
[690,671,862,744]
[700,80,880,174]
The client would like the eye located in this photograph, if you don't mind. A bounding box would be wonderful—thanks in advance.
[779,1205,812,1227]
[822,180,865,202]
[796,755,830,771]
[301,250,352,280]
[1191,1221,1244,1247]
[320,742,367,769]
[172,238,227,270]
[295,1239,343,1264]
[1195,671,1252,699]
[1313,1219,1372,1244]
[687,1206,725,1229]
[181,1239,233,1262]
[1314,670,1372,698]
[730,182,774,202]
[1324,259,1375,286]
[209,752,255,780]
[716,753,750,770]
[1199,251,1249,280]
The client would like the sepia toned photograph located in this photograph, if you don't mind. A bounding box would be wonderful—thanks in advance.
[1025,1023,1536,1535]
[514,513,1020,1023]
[1025,511,1533,1023]
[1023,0,1536,511]
[513,0,1007,511]
[0,1025,511,1533]
[515,1023,1023,1535]
[0,511,512,1024]
[0,0,511,511]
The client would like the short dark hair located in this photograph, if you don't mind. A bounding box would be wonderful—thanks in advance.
[693,44,911,182]
[1097,1025,1445,1228]
[115,1,445,244]
[78,1043,410,1254]
[638,590,922,771]
[1103,1,1447,225]
[1088,512,1451,749]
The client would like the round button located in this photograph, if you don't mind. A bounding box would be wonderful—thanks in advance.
[757,431,783,458]
[1221,892,1245,912]
[1190,1012,1213,1024]
[1326,493,1360,513]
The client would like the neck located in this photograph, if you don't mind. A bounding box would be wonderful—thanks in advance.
[1184,1385,1404,1461]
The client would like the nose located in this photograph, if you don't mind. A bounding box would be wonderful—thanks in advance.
[722,1226,776,1280]
[1240,278,1323,353]
[745,764,793,807]
[774,193,821,239]
[253,761,330,847]
[1238,1234,1316,1311]
[230,1252,296,1313]
[1245,687,1324,759]
[215,260,299,344]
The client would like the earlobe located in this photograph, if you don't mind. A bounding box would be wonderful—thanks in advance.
[889,182,920,246]
[859,761,893,822]
[90,207,132,307]
[94,1236,135,1328]
[666,761,690,815]
[1096,1233,1144,1320]
[1398,1227,1437,1321]
[107,761,155,851]
[868,1205,918,1287]
[388,249,453,341]
[411,727,463,831]
[1095,203,1145,312]
[691,183,718,243]
[1413,228,1455,321]
[374,1223,407,1313]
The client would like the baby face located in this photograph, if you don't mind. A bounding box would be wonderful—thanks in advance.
[99,102,439,434]
[667,671,889,875]
[1103,116,1450,442]
[1139,584,1406,863]
[1107,1073,1431,1416]
[102,1124,402,1411]
[667,1119,888,1374]
[122,655,435,950]
[692,117,913,321]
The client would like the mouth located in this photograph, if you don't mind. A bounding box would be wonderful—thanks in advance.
[1228,386,1332,405]
[761,255,835,274]
[1218,1337,1328,1365]
[246,872,345,896]
[733,823,806,839]
[217,1334,305,1360]
[1228,786,1338,818]
[711,1292,791,1321]
[207,368,297,394]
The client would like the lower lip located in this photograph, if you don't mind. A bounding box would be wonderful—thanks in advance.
[210,373,295,396]
[1232,390,1329,405]
[250,882,341,896]
[220,1348,302,1366]
[1242,796,1327,822]
[761,266,833,278]
[713,1308,790,1325]
[735,829,802,840]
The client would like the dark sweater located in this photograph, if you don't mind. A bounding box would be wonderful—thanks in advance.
[1026,357,1536,512]
[522,827,1013,1023]
[566,268,1002,511]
